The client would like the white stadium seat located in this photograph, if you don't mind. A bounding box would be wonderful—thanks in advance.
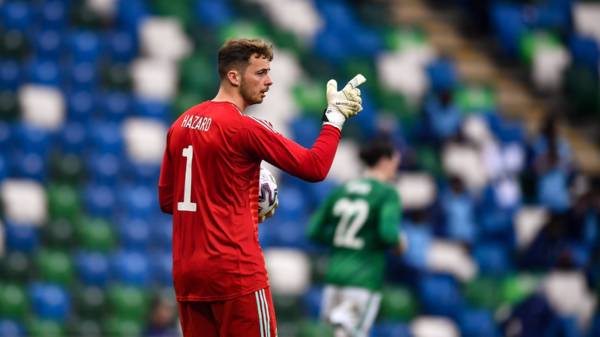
[426,240,477,282]
[411,316,460,337]
[514,207,548,250]
[131,58,178,100]
[122,117,168,164]
[264,248,311,296]
[395,173,436,210]
[1,179,47,226]
[140,17,192,62]
[19,85,65,131]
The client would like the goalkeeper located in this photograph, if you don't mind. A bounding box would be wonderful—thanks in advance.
[158,38,366,337]
[307,135,406,337]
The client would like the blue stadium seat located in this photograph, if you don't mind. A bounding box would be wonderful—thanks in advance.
[0,319,24,337]
[427,58,458,93]
[352,28,383,58]
[11,151,47,181]
[402,221,433,270]
[39,1,68,29]
[314,28,350,64]
[91,122,124,155]
[459,308,499,337]
[69,61,98,90]
[126,161,161,184]
[442,190,477,244]
[87,153,120,185]
[370,323,411,337]
[537,167,570,212]
[302,286,322,320]
[76,251,110,287]
[26,58,62,87]
[276,185,308,221]
[194,0,233,28]
[151,251,172,286]
[29,283,70,322]
[0,122,11,149]
[271,218,311,249]
[69,31,102,63]
[570,35,599,72]
[1,2,33,32]
[100,91,132,122]
[307,179,338,210]
[0,59,22,90]
[107,30,137,63]
[151,216,172,251]
[318,1,355,32]
[60,122,88,154]
[347,91,376,139]
[5,223,39,253]
[491,4,527,58]
[0,154,8,181]
[15,123,51,155]
[134,97,171,121]
[116,0,149,34]
[84,183,117,218]
[117,217,151,252]
[474,243,511,277]
[291,117,321,148]
[418,274,463,317]
[33,29,63,61]
[120,185,157,219]
[423,94,462,141]
[66,90,96,122]
[547,317,582,337]
[110,250,151,287]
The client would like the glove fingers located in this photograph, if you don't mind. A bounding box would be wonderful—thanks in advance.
[326,79,338,97]
[344,74,366,90]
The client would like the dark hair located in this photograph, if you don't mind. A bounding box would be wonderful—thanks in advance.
[359,135,396,168]
[217,38,273,79]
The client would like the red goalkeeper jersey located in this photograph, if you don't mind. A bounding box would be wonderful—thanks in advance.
[158,101,341,301]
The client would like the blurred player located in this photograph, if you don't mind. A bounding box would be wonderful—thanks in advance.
[158,38,366,337]
[307,136,406,337]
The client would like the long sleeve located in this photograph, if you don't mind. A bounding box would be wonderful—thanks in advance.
[158,130,174,214]
[236,118,341,182]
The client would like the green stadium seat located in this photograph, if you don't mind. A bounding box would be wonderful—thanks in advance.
[67,318,102,337]
[0,30,29,59]
[464,277,502,310]
[42,219,75,248]
[75,286,106,319]
[454,85,496,114]
[49,153,86,184]
[35,250,73,286]
[296,320,334,337]
[0,251,32,282]
[379,286,418,322]
[501,273,540,306]
[70,2,103,29]
[384,27,428,52]
[173,91,206,117]
[26,318,64,337]
[0,284,27,320]
[519,31,560,65]
[101,63,132,91]
[415,146,443,177]
[107,285,148,322]
[293,81,327,118]
[179,54,218,96]
[151,0,193,28]
[103,317,143,337]
[47,184,80,223]
[272,294,303,323]
[0,91,20,121]
[76,217,115,252]
[218,21,268,44]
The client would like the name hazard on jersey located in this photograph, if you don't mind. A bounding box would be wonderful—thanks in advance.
[181,114,212,131]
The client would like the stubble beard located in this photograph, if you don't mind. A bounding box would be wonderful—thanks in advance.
[240,82,263,105]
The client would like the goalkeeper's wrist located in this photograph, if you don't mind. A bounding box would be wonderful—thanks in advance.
[322,106,346,130]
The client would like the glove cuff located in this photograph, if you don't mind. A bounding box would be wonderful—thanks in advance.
[322,106,346,130]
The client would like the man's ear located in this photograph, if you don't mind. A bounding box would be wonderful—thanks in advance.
[226,69,241,87]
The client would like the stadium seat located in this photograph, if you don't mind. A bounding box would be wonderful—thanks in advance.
[75,286,106,318]
[195,0,233,28]
[50,153,85,184]
[35,249,74,286]
[101,63,131,91]
[11,151,47,182]
[501,273,539,305]
[1,179,47,225]
[131,58,178,100]
[65,90,96,122]
[59,121,88,154]
[0,283,27,320]
[87,153,120,185]
[371,323,411,337]
[473,243,512,276]
[118,217,151,252]
[426,58,458,93]
[134,96,171,121]
[26,318,64,337]
[0,154,7,181]
[47,184,80,222]
[1,2,33,32]
[0,251,31,282]
[0,59,22,91]
[302,286,322,320]
[39,1,67,29]
[4,223,39,253]
[33,29,63,60]
[411,316,460,337]
[0,91,19,121]
[106,285,148,321]
[265,248,311,296]
[379,286,418,322]
[151,251,172,286]
[464,277,502,311]
[76,217,116,252]
[76,251,110,287]
[122,117,167,164]
[103,317,143,337]
[99,91,132,122]
[69,61,98,90]
[42,219,75,249]
[91,122,124,155]
[418,274,463,318]
[0,319,24,337]
[19,84,65,131]
[296,320,334,337]
[150,216,172,251]
[29,283,70,322]
[458,308,499,337]
[107,30,138,63]
[67,318,102,337]
[0,29,29,59]
[69,31,102,63]
[83,183,117,218]
[110,250,151,287]
[25,59,62,87]
[119,184,157,220]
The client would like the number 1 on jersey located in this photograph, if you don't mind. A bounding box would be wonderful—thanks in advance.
[178,145,197,212]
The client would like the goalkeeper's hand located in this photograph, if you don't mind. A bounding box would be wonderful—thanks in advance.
[258,199,278,223]
[322,74,366,130]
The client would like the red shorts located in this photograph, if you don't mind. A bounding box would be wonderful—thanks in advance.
[177,287,277,337]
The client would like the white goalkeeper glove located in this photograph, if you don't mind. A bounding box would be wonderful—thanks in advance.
[322,74,366,130]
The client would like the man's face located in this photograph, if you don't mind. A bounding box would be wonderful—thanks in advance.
[239,54,272,105]
[383,152,401,182]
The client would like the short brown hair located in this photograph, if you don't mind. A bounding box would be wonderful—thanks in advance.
[217,38,273,79]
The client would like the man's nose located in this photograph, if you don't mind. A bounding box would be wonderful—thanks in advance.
[265,75,273,86]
